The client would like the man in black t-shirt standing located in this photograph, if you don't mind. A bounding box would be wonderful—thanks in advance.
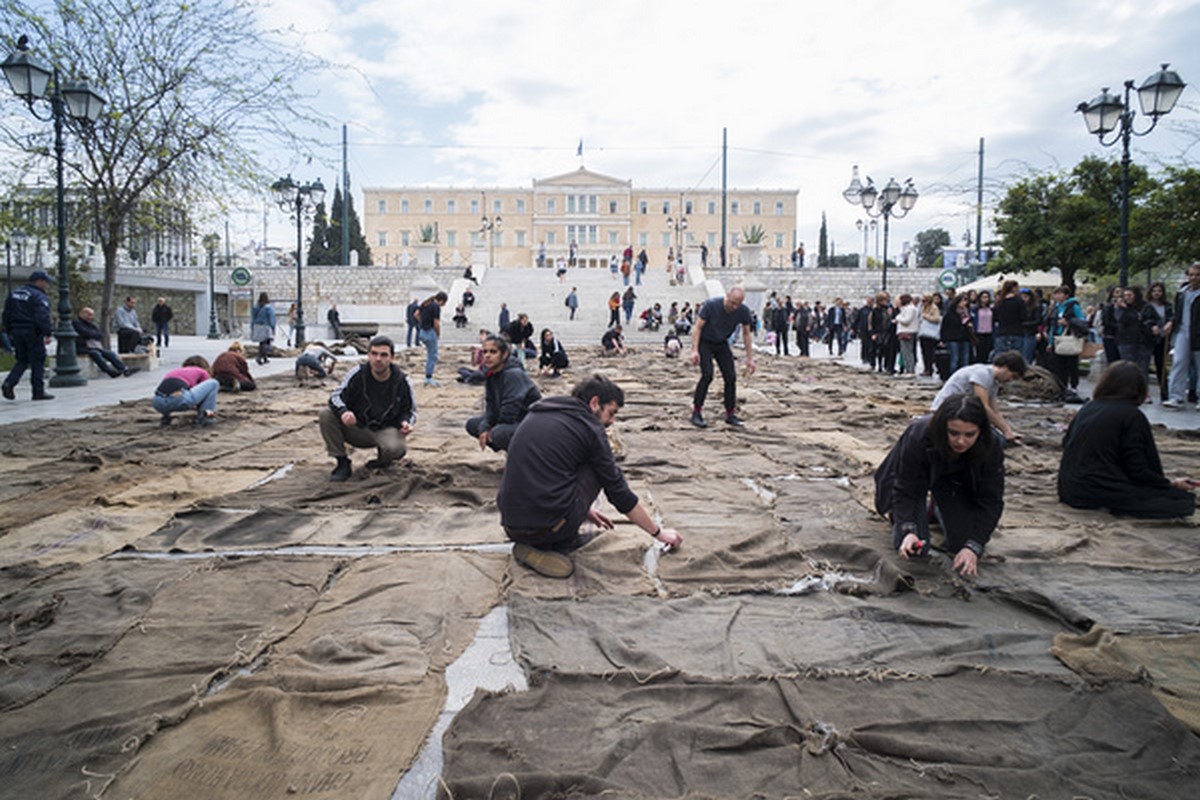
[690,287,756,428]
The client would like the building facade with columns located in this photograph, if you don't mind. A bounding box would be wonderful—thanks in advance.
[362,167,798,270]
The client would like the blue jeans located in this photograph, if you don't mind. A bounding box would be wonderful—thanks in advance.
[993,334,1023,359]
[1167,334,1200,403]
[419,328,439,378]
[155,321,170,348]
[947,341,971,375]
[152,378,219,423]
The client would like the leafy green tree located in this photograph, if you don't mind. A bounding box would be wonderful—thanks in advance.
[818,212,828,267]
[0,0,325,339]
[1136,165,1200,273]
[993,157,1153,293]
[913,228,951,268]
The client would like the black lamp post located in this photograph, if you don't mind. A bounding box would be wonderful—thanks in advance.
[480,209,501,268]
[202,233,220,339]
[2,35,105,387]
[665,195,688,272]
[270,175,325,349]
[1076,64,1186,288]
[843,166,918,292]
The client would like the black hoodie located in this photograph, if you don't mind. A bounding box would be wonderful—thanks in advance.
[498,396,638,531]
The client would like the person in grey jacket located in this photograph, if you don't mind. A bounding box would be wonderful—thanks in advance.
[465,335,541,452]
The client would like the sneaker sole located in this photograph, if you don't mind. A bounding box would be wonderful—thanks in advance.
[512,543,575,579]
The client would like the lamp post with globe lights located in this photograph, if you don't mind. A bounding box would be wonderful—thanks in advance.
[270,175,325,349]
[2,35,106,387]
[843,166,917,292]
[1076,64,1186,288]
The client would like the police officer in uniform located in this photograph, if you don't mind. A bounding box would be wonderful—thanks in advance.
[2,270,55,401]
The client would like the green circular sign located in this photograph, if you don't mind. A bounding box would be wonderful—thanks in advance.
[230,267,252,286]
[938,269,958,289]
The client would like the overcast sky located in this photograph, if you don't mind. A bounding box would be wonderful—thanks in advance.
[248,0,1199,258]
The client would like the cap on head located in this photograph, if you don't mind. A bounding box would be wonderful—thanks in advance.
[29,270,52,284]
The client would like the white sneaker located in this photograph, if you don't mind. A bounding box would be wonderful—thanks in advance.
[1162,399,1182,409]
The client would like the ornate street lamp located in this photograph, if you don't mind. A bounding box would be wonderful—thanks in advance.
[1077,64,1186,287]
[202,233,220,339]
[843,166,917,291]
[665,195,688,275]
[271,174,325,348]
[480,211,501,269]
[2,35,105,387]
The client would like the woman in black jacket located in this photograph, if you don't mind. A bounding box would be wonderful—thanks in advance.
[538,328,569,377]
[874,392,1004,577]
[1058,361,1196,518]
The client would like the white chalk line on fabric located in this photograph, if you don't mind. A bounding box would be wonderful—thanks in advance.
[108,543,515,561]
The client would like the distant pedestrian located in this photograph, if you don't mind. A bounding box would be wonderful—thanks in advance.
[251,292,276,365]
[607,292,620,328]
[406,296,420,348]
[151,297,173,349]
[285,303,298,347]
[1,270,55,401]
[498,302,511,332]
[622,287,637,324]
[565,287,579,320]
[417,291,448,386]
[327,303,342,339]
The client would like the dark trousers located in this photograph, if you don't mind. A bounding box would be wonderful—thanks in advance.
[1151,338,1168,399]
[1052,352,1081,391]
[919,336,938,375]
[795,328,810,356]
[84,347,127,377]
[3,330,46,396]
[155,321,170,348]
[693,338,737,413]
[465,415,518,452]
[773,327,789,355]
[503,463,600,551]
[117,327,141,354]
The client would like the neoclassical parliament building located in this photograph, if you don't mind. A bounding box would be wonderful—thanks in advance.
[362,168,798,269]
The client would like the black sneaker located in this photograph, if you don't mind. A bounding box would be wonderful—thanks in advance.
[1,384,13,400]
[364,458,394,470]
[123,367,141,377]
[329,457,352,482]
[32,394,54,401]
[725,414,745,426]
[690,411,708,428]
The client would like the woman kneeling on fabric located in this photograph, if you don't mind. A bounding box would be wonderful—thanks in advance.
[874,393,1004,577]
[1058,360,1197,518]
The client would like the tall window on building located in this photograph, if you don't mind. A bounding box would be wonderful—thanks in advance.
[638,233,648,246]
[731,233,740,246]
[516,230,526,247]
[516,199,526,214]
[608,231,619,245]
[547,199,556,213]
[731,201,740,215]
[377,199,387,214]
[377,231,388,247]
[661,232,670,247]
[707,232,717,246]
[470,231,481,247]
[424,199,433,213]
[402,231,410,246]
[707,201,716,215]
[753,201,762,215]
[493,199,502,214]
[685,200,693,214]
[639,201,648,214]
[546,231,556,245]
[775,233,785,248]
[567,195,576,213]
[775,201,785,215]
[470,199,479,214]
[446,231,457,247]
[609,200,618,214]
[447,199,456,214]
[401,199,410,214]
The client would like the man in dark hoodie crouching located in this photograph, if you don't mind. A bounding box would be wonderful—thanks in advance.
[497,373,683,578]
